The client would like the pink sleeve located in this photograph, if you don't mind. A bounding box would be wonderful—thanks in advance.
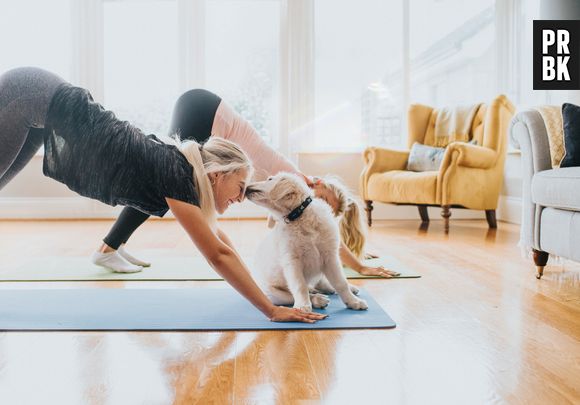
[214,102,300,180]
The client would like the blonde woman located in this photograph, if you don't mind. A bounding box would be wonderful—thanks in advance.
[95,88,398,278]
[0,67,325,324]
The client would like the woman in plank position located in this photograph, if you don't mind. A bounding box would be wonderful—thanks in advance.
[0,66,326,323]
[93,88,399,278]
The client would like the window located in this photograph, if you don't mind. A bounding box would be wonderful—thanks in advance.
[206,0,280,146]
[314,0,404,150]
[103,0,180,136]
[408,0,496,107]
[0,0,72,80]
[0,0,501,152]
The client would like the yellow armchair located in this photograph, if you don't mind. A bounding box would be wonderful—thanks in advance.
[360,95,515,232]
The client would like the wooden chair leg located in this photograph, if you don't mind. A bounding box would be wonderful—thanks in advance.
[485,209,497,229]
[441,205,451,233]
[365,200,373,227]
[532,249,549,279]
[418,205,429,223]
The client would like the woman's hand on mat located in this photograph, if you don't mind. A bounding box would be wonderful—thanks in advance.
[268,306,328,323]
[357,265,400,278]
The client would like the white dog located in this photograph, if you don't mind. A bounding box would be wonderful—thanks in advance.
[245,173,368,312]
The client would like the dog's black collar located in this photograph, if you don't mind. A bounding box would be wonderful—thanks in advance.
[284,196,312,224]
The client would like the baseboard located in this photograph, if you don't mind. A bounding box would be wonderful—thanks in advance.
[0,197,485,220]
[0,197,104,219]
[0,195,522,222]
[497,196,522,224]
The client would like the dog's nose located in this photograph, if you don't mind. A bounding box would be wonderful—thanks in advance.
[244,186,255,196]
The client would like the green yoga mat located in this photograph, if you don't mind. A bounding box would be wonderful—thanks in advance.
[3,255,420,282]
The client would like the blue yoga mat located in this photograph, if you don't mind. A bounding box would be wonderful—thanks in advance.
[0,288,395,331]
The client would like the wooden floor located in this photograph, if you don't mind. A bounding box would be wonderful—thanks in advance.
[0,218,578,405]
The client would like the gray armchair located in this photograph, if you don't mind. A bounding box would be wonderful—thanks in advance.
[510,109,580,278]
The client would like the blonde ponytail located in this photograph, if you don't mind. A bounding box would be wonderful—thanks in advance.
[179,140,217,225]
[339,200,367,259]
[160,134,252,228]
[322,176,367,259]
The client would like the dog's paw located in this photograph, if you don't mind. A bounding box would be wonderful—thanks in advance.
[294,303,313,313]
[349,284,360,295]
[346,298,368,310]
[310,293,330,309]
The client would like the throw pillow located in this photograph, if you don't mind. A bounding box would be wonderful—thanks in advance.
[561,103,580,168]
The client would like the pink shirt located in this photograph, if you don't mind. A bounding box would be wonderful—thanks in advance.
[211,100,300,181]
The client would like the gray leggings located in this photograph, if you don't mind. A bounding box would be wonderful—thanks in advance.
[0,67,66,190]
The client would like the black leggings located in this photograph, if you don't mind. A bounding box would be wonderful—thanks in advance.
[102,89,221,249]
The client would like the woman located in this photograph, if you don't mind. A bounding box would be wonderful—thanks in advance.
[95,89,399,278]
[0,67,325,324]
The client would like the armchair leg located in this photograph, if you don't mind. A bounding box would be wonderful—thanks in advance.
[365,200,373,227]
[441,205,451,233]
[485,210,497,229]
[418,205,429,223]
[532,249,549,279]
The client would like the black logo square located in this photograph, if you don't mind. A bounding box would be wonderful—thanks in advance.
[533,20,580,90]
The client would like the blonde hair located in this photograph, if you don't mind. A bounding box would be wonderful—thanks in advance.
[322,177,367,259]
[161,134,252,227]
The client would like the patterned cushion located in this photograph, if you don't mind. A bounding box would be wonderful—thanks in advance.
[406,143,445,172]
[535,105,565,167]
[406,139,478,172]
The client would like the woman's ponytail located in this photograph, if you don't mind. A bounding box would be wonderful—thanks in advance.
[159,134,252,229]
[339,199,367,259]
[179,140,217,226]
[323,176,368,259]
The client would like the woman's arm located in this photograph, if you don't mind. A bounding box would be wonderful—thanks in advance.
[166,197,327,322]
[216,227,237,252]
[339,241,400,278]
